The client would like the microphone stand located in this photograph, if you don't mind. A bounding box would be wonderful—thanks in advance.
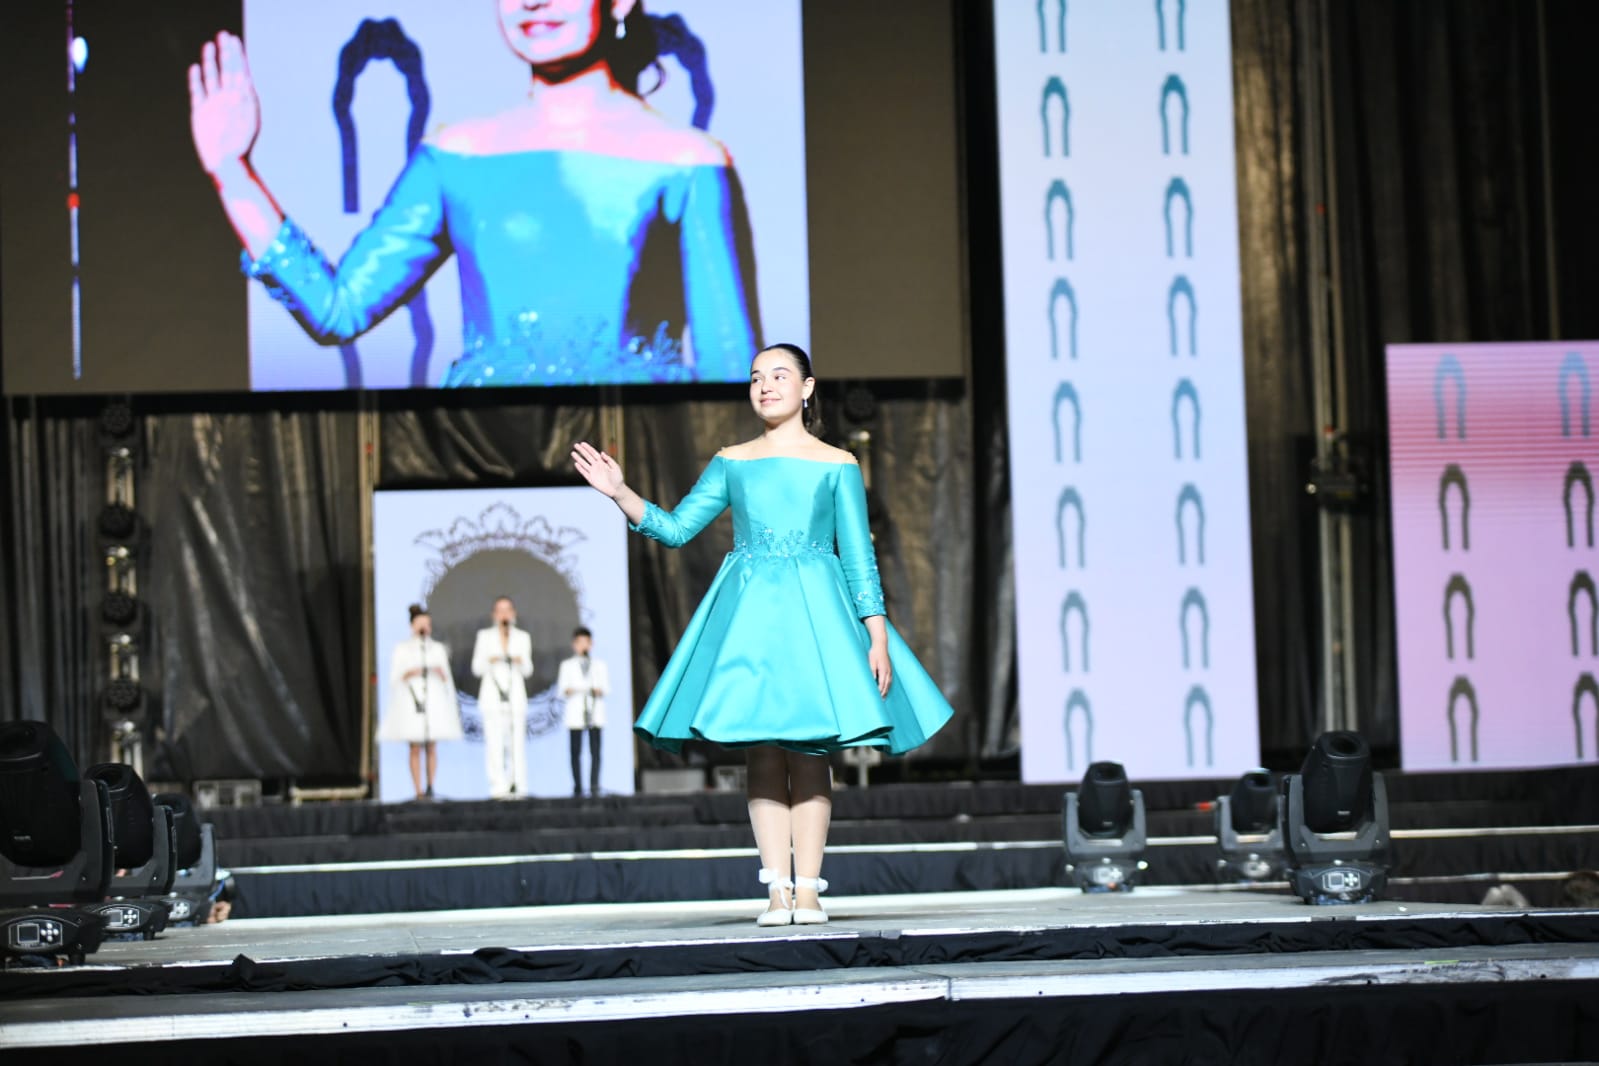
[418,634,431,748]
[496,622,514,793]
[581,654,594,730]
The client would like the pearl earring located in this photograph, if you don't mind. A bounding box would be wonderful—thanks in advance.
[616,18,627,40]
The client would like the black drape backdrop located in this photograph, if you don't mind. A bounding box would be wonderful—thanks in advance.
[146,409,364,781]
[5,0,1597,781]
[1,401,105,761]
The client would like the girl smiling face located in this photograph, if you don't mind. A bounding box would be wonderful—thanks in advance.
[496,0,637,69]
[749,347,814,425]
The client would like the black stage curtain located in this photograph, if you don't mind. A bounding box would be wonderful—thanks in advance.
[1321,0,1561,753]
[1228,0,1321,756]
[0,400,105,758]
[144,408,364,781]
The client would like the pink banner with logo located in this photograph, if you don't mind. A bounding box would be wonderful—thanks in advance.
[1388,341,1599,770]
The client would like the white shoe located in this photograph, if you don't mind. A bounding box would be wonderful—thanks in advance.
[755,868,794,927]
[792,875,829,925]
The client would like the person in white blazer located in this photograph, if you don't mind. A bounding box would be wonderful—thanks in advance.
[471,596,534,798]
[379,604,462,800]
[557,627,610,797]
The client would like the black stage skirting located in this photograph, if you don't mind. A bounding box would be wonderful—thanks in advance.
[205,767,1599,869]
[25,983,1599,1066]
[6,908,1597,1002]
[222,826,1597,919]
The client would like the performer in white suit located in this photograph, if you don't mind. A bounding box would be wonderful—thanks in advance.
[471,596,534,798]
[557,627,610,797]
[378,605,462,801]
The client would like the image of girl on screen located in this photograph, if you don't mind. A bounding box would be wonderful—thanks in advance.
[187,0,761,386]
[571,344,954,925]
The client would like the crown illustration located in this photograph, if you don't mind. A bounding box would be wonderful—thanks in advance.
[414,500,589,595]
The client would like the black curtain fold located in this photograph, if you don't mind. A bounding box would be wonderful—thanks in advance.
[146,410,362,781]
[1,401,104,758]
[1322,0,1564,753]
[1228,0,1320,757]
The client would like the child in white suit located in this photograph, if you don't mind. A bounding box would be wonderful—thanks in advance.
[557,627,609,797]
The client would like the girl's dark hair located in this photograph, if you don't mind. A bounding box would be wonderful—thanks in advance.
[407,603,427,623]
[573,626,593,639]
[606,4,663,97]
[756,343,819,429]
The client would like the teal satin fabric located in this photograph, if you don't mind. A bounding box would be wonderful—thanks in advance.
[242,146,760,384]
[631,456,954,755]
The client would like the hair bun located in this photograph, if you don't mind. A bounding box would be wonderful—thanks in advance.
[407,603,426,621]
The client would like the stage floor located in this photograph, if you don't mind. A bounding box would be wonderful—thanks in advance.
[4,888,1599,1053]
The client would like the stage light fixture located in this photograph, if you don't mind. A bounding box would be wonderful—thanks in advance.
[99,679,148,724]
[97,501,138,542]
[0,722,115,966]
[101,590,142,628]
[98,400,136,444]
[1280,731,1392,904]
[1213,770,1284,883]
[1,909,106,969]
[1062,760,1148,892]
[82,764,172,940]
[155,792,218,924]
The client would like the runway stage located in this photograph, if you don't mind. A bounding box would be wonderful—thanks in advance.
[3,888,1598,1064]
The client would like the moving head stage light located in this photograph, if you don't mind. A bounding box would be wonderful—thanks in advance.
[0,721,113,966]
[1280,731,1392,904]
[1062,761,1148,892]
[82,763,173,940]
[1214,770,1284,883]
[155,792,218,924]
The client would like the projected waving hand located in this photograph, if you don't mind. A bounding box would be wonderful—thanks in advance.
[188,34,276,259]
[185,2,762,388]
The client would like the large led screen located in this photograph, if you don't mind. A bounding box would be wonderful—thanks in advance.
[1388,341,1599,771]
[994,0,1260,782]
[239,0,806,390]
[2,1,967,395]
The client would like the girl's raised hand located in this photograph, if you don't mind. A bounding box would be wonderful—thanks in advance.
[188,32,260,176]
[572,441,626,498]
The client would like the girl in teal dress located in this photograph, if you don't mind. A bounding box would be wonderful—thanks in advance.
[572,344,953,925]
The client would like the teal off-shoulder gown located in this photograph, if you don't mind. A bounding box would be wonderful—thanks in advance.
[630,455,953,756]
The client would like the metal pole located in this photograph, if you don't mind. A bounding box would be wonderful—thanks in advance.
[357,398,379,798]
[1315,0,1357,732]
[1298,0,1344,737]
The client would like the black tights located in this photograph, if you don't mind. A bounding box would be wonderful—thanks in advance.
[569,727,600,794]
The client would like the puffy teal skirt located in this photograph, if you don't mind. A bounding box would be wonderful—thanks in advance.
[635,552,953,756]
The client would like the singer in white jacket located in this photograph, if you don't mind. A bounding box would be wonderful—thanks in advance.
[556,627,610,796]
[471,596,535,798]
[379,605,462,800]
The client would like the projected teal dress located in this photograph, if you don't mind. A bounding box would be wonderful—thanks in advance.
[241,146,760,385]
[631,456,953,755]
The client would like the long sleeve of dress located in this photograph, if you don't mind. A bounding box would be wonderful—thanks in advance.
[834,463,886,619]
[629,455,730,548]
[242,147,452,345]
[678,166,760,381]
